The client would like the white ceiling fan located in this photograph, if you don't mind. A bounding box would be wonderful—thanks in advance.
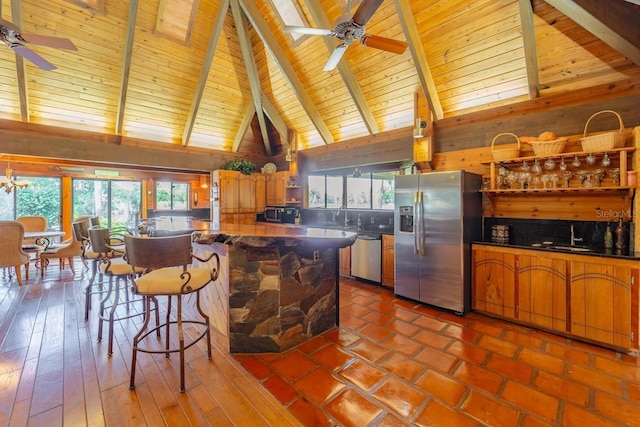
[284,0,408,71]
[0,17,77,70]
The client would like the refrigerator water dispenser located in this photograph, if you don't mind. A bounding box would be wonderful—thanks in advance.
[399,206,414,232]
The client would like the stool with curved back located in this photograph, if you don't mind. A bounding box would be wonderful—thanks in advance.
[88,226,145,355]
[73,219,105,320]
[124,233,220,393]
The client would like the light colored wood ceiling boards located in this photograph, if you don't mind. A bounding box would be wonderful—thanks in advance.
[0,0,638,170]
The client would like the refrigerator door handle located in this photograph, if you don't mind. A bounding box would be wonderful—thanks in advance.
[415,191,425,256]
[413,191,420,254]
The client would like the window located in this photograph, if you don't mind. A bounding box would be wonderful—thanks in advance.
[0,176,62,229]
[156,181,188,211]
[307,171,396,210]
[73,179,141,229]
[268,0,311,45]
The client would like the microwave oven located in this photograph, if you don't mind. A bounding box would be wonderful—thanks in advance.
[264,207,299,224]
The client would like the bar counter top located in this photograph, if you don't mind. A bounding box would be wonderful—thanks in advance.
[148,216,357,248]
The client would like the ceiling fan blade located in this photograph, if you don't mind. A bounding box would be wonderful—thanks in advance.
[0,17,23,34]
[21,34,77,50]
[284,25,332,36]
[361,34,408,54]
[323,44,348,71]
[352,0,384,26]
[10,44,57,70]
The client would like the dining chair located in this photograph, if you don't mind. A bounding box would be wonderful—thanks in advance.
[0,221,31,285]
[39,218,87,277]
[88,226,144,355]
[16,215,48,276]
[124,233,220,392]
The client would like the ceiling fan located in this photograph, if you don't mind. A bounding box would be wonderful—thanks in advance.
[0,17,77,71]
[284,0,408,71]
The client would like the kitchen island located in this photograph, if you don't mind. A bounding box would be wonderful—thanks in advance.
[186,223,357,353]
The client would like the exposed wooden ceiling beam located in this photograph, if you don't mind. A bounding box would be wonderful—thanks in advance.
[238,0,334,145]
[115,0,138,138]
[233,104,255,152]
[545,0,640,66]
[393,0,443,120]
[10,0,28,122]
[230,0,272,155]
[182,0,229,146]
[519,0,540,98]
[261,93,289,145]
[304,1,379,135]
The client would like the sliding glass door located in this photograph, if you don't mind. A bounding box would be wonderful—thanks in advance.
[73,179,141,229]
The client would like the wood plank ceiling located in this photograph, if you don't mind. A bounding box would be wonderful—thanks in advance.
[0,0,638,168]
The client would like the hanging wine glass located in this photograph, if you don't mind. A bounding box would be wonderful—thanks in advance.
[571,154,582,168]
[531,158,542,174]
[601,152,611,167]
[544,157,556,170]
[559,157,567,171]
[520,160,531,172]
[586,153,596,165]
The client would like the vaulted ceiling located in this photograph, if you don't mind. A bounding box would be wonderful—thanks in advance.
[0,0,638,167]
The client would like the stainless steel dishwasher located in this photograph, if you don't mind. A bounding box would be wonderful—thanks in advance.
[351,233,382,283]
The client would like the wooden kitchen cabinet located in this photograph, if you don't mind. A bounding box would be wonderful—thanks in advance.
[266,171,287,206]
[472,246,516,319]
[213,170,239,214]
[238,173,255,213]
[517,254,567,331]
[339,246,351,277]
[570,258,638,349]
[255,173,266,213]
[473,243,639,351]
[381,234,394,288]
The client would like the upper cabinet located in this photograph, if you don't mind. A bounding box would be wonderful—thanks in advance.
[265,171,301,206]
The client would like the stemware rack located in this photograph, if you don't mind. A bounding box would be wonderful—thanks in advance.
[480,147,635,194]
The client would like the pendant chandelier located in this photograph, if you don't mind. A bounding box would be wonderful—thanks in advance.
[0,161,31,194]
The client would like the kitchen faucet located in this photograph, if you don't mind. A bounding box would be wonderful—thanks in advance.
[335,205,349,227]
[570,224,583,246]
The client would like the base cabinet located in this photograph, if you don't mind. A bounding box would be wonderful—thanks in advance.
[472,248,516,319]
[517,254,567,332]
[472,244,639,351]
[339,246,351,277]
[381,235,394,288]
[570,261,638,349]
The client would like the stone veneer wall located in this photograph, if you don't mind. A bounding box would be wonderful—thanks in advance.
[229,244,338,353]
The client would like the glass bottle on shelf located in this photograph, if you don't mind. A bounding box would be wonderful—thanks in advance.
[604,223,613,250]
[615,219,626,251]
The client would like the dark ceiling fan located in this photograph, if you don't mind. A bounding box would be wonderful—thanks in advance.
[284,0,408,71]
[0,17,77,70]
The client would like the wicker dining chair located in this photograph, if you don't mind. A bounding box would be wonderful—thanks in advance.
[124,233,220,392]
[16,215,48,276]
[0,221,31,285]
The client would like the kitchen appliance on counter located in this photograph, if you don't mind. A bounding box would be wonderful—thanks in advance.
[264,206,299,224]
[394,170,481,313]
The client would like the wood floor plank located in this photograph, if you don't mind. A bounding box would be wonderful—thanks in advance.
[0,261,304,427]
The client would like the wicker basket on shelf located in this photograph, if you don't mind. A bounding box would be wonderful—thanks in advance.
[529,137,568,157]
[491,133,520,162]
[580,110,626,151]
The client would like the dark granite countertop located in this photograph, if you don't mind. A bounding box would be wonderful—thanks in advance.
[192,223,357,249]
[474,241,640,261]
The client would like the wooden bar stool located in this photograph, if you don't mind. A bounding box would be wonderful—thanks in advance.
[124,233,220,393]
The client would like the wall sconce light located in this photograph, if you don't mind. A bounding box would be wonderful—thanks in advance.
[285,147,292,162]
[199,175,209,189]
[413,118,427,139]
[193,190,199,206]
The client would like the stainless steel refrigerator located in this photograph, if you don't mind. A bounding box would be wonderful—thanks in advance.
[394,170,481,313]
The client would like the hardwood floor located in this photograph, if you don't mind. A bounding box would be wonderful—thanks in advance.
[0,261,301,427]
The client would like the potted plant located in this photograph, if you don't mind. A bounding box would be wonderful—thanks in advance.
[222,159,256,175]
